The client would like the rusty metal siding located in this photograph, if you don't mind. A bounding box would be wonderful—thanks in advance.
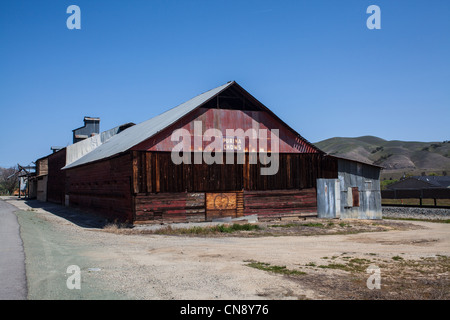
[337,158,382,219]
[132,108,319,153]
[317,179,341,219]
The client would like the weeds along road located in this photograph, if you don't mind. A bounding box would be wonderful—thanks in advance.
[2,197,450,300]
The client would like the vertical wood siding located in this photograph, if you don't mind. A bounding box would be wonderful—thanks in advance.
[47,149,67,205]
[66,153,134,222]
[132,151,337,222]
[132,151,336,194]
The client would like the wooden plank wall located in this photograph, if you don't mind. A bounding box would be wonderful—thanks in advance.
[134,189,316,223]
[36,157,48,176]
[66,153,134,222]
[132,151,337,194]
[47,149,67,205]
[134,192,205,223]
[132,151,244,193]
[243,189,317,218]
[132,151,337,223]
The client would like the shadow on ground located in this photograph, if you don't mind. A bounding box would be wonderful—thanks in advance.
[19,198,110,229]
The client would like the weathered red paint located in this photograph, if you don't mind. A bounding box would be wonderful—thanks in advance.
[66,153,134,222]
[131,108,318,153]
[47,148,67,205]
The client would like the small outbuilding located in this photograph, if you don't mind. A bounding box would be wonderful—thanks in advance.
[317,156,383,220]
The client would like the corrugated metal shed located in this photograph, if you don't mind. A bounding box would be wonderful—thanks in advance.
[317,156,382,220]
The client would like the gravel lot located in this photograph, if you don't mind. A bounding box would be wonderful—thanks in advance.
[3,197,449,300]
[382,206,450,220]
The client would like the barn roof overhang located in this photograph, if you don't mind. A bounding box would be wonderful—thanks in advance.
[326,154,385,170]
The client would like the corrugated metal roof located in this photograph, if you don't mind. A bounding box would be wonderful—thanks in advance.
[328,155,385,169]
[63,81,234,169]
[65,122,135,167]
[413,176,450,188]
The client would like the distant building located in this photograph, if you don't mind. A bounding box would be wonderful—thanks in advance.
[387,176,450,190]
[72,117,100,143]
[35,155,49,202]
[42,117,134,205]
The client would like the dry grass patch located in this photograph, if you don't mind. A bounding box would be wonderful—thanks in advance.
[286,255,449,299]
[101,218,421,238]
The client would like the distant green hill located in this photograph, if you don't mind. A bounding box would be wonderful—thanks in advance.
[314,136,450,180]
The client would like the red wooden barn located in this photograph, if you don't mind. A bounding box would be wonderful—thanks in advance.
[61,81,340,223]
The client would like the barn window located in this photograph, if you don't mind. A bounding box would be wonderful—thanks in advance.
[345,187,360,208]
[352,187,360,207]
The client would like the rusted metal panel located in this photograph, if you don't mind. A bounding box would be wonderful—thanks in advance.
[132,108,319,154]
[352,187,360,207]
[317,179,341,219]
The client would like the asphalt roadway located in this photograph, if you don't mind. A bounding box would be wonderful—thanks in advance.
[0,199,27,300]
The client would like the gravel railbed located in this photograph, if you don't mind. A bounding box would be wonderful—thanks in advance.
[382,206,450,221]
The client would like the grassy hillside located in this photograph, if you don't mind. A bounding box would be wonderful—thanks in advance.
[314,136,450,180]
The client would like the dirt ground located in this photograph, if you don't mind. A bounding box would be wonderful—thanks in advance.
[3,197,449,300]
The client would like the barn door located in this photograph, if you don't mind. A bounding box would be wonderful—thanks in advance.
[206,192,243,221]
[317,179,341,219]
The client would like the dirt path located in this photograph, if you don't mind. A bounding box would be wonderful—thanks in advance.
[3,197,449,300]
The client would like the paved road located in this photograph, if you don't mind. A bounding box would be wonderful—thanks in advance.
[0,199,27,299]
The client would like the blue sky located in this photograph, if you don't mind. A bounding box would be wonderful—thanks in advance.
[1,0,449,167]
